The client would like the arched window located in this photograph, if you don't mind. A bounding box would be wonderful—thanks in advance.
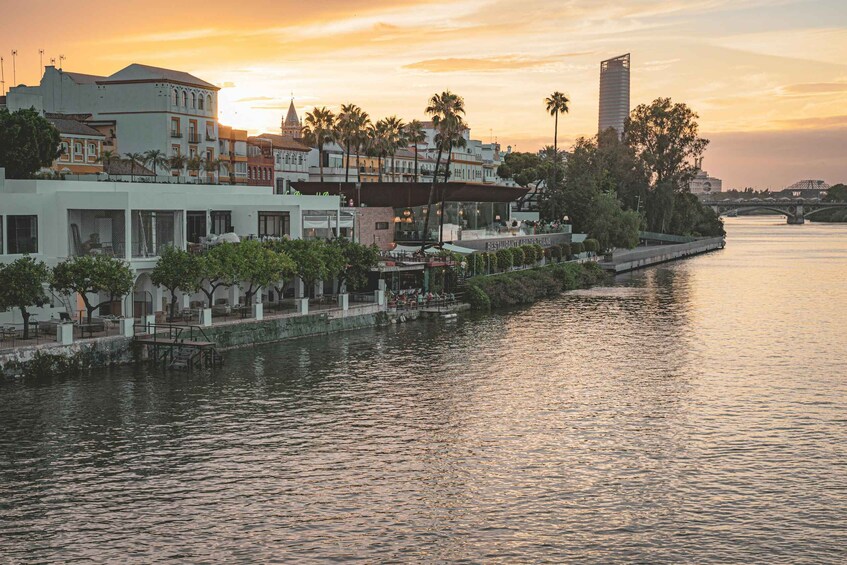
[191,93,196,109]
[206,95,212,111]
[298,155,303,165]
[285,154,290,165]
[182,91,188,107]
[198,95,204,110]
[172,89,178,105]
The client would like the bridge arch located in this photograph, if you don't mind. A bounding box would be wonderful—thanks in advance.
[803,206,846,220]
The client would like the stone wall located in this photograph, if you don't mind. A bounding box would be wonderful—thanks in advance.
[355,207,396,250]
[0,336,135,378]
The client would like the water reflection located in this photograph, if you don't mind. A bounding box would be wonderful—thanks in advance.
[1,218,846,562]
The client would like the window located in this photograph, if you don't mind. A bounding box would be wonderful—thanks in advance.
[7,215,38,254]
[182,91,188,107]
[172,89,178,105]
[187,211,207,244]
[210,211,232,235]
[206,95,212,111]
[258,212,290,238]
[191,92,196,109]
[198,95,204,110]
[171,117,181,137]
[88,142,97,156]
[375,222,390,230]
[60,141,69,160]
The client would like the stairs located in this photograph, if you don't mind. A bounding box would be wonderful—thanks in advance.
[168,346,200,371]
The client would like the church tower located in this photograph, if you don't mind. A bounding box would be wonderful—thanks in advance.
[281,98,302,139]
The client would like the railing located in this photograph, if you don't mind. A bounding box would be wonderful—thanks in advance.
[0,322,60,351]
[171,131,183,138]
[188,133,202,144]
[205,134,216,141]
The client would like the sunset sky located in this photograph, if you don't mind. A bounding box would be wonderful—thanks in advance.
[1,0,845,189]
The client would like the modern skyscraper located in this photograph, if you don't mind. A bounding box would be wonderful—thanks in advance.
[598,53,630,136]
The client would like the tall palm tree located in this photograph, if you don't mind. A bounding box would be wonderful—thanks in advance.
[438,116,468,244]
[168,154,187,181]
[143,149,169,179]
[545,91,570,192]
[302,107,336,182]
[123,152,144,182]
[420,90,465,253]
[337,104,369,183]
[382,116,405,182]
[202,156,224,184]
[405,120,426,182]
[369,120,389,182]
[97,150,117,179]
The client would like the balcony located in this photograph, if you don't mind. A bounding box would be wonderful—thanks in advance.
[188,133,202,144]
[170,131,183,138]
[205,133,217,141]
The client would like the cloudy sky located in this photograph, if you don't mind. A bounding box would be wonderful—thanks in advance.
[1,0,845,188]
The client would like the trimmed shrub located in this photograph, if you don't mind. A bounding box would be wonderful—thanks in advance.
[485,252,498,273]
[522,244,537,265]
[583,238,600,253]
[466,285,491,310]
[511,247,526,267]
[571,241,585,255]
[470,253,485,275]
[532,244,544,262]
[549,245,562,260]
[559,243,572,260]
[496,248,513,271]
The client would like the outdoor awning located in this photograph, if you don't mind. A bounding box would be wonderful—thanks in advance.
[291,181,529,208]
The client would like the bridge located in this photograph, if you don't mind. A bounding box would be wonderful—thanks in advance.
[703,198,847,224]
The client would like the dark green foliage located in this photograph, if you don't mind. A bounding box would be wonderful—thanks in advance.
[51,255,135,323]
[571,241,585,255]
[495,248,513,271]
[327,238,378,291]
[583,239,599,253]
[485,252,498,273]
[511,247,525,267]
[559,243,572,260]
[466,262,606,310]
[0,256,50,339]
[549,245,562,260]
[151,245,202,320]
[0,108,61,178]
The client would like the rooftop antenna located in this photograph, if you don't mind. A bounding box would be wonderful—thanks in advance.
[39,49,44,77]
[11,50,17,86]
[50,57,56,66]
[59,55,65,70]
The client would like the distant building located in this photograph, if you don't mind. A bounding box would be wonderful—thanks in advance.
[688,159,723,194]
[774,179,830,199]
[281,99,302,139]
[46,116,106,175]
[599,53,631,136]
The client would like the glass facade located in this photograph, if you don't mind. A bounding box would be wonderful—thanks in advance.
[393,202,510,243]
[131,211,183,258]
[68,210,126,257]
[6,215,38,254]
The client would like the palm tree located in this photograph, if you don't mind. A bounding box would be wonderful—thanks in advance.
[302,107,336,182]
[337,104,370,183]
[382,116,405,182]
[97,150,118,179]
[123,152,144,182]
[437,116,468,244]
[143,149,169,179]
[168,154,187,181]
[545,91,570,192]
[186,155,202,183]
[201,155,225,184]
[369,120,389,182]
[420,90,465,253]
[405,120,426,182]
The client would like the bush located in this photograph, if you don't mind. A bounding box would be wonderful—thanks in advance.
[466,285,491,310]
[559,243,572,260]
[511,247,525,267]
[470,253,485,275]
[496,248,513,271]
[583,238,600,253]
[571,241,585,255]
[549,245,562,260]
[532,244,544,262]
[466,262,606,310]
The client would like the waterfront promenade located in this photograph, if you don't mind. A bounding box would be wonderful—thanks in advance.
[598,237,725,273]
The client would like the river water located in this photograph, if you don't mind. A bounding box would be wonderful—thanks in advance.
[1,217,846,563]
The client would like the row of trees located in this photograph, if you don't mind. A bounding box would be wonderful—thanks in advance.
[499,97,725,245]
[99,149,234,184]
[0,239,380,338]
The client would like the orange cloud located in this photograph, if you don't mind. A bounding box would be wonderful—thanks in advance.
[405,53,590,73]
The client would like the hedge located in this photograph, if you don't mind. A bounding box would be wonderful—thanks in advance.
[583,238,600,253]
[559,243,572,260]
[466,262,607,310]
[571,241,585,255]
[496,248,513,271]
[511,247,525,267]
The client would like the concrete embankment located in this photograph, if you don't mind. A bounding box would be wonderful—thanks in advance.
[0,305,390,378]
[598,237,725,273]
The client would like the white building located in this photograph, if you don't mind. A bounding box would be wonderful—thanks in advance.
[250,134,314,194]
[688,159,723,195]
[6,64,221,166]
[0,170,342,323]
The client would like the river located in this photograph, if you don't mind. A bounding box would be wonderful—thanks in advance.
[1,217,846,563]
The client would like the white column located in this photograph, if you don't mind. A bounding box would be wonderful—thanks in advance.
[57,323,74,345]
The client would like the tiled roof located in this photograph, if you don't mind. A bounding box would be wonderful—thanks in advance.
[106,158,155,176]
[47,117,105,137]
[101,63,218,90]
[252,134,312,152]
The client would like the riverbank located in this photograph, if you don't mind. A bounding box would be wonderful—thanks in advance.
[466,261,607,311]
[598,236,725,273]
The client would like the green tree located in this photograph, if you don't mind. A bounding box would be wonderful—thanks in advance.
[405,120,427,182]
[51,255,134,324]
[97,150,119,179]
[625,97,709,189]
[0,256,50,340]
[197,242,241,306]
[336,104,370,183]
[0,108,61,178]
[544,91,570,192]
[237,240,293,304]
[497,151,544,188]
[382,115,406,182]
[825,183,847,202]
[150,246,202,320]
[169,154,187,179]
[186,155,202,181]
[585,191,641,251]
[331,238,380,292]
[275,239,327,298]
[302,107,336,182]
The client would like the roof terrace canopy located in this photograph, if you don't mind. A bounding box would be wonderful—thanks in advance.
[290,182,528,208]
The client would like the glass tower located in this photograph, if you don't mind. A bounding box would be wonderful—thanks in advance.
[599,53,630,137]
